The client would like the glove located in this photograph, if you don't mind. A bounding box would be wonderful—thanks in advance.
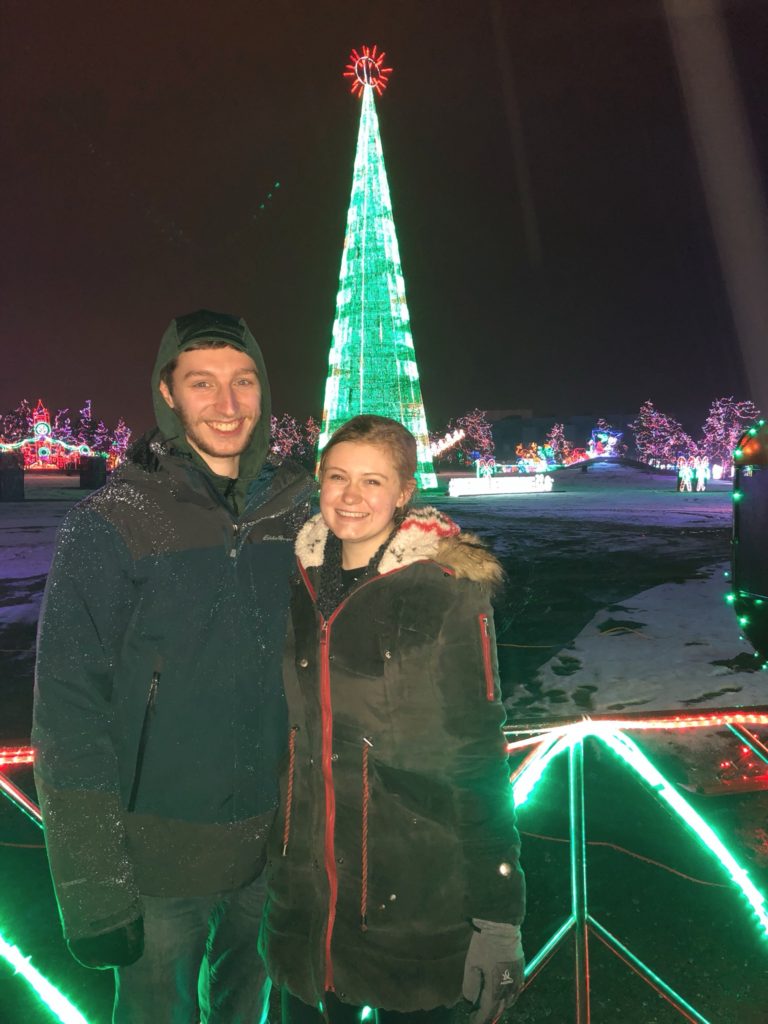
[462,919,525,1024]
[68,917,144,970]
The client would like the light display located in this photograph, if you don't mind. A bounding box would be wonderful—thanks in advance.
[508,711,768,1021]
[731,420,768,664]
[448,473,554,497]
[429,429,465,458]
[0,400,94,470]
[319,48,437,489]
[630,400,695,464]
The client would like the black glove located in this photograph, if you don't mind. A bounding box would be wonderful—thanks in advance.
[69,917,144,970]
[462,919,525,1024]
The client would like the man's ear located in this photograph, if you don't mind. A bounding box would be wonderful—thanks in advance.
[158,380,175,409]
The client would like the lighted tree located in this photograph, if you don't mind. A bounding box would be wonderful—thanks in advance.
[698,396,761,471]
[630,400,695,464]
[318,47,437,489]
[270,413,304,461]
[92,419,111,453]
[545,423,572,465]
[456,409,495,459]
[52,408,75,446]
[305,416,320,453]
[75,400,95,447]
[111,418,132,462]
[1,400,33,442]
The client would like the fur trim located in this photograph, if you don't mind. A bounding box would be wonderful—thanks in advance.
[295,507,502,585]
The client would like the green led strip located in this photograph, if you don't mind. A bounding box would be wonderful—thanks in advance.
[512,721,768,937]
[0,930,90,1024]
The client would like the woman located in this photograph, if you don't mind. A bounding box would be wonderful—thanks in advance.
[261,415,525,1024]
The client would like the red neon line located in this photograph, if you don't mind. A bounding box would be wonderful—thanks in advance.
[0,747,34,767]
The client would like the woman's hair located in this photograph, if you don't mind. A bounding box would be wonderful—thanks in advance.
[319,415,418,500]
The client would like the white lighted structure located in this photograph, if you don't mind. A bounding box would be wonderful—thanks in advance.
[448,473,554,497]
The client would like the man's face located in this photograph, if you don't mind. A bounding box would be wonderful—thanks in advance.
[159,346,261,475]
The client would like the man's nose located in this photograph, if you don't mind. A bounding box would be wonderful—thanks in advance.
[215,387,238,416]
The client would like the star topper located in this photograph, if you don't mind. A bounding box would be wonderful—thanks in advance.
[343,45,393,96]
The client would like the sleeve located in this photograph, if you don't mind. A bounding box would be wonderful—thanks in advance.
[32,506,142,942]
[435,582,525,926]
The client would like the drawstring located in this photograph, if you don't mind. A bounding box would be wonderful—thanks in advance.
[361,736,373,930]
[282,726,298,856]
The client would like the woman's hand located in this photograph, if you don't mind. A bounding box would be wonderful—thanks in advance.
[462,919,524,1024]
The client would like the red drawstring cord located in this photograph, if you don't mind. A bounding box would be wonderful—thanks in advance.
[282,726,298,856]
[361,737,372,930]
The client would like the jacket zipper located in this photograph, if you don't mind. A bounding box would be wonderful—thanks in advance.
[127,669,161,812]
[282,725,298,856]
[479,614,495,702]
[360,737,373,931]
[319,618,338,992]
[297,560,428,991]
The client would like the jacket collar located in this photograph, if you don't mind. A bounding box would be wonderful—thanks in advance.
[295,507,460,575]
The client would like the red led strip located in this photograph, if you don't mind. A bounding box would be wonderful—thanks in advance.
[0,747,34,768]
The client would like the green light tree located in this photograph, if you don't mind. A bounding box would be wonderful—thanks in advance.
[319,48,437,488]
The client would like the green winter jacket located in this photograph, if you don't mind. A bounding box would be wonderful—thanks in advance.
[32,312,312,946]
[260,508,525,1013]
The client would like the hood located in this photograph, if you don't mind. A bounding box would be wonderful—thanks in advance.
[296,507,504,586]
[150,309,272,481]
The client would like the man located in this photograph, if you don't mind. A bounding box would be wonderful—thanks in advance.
[33,309,312,1022]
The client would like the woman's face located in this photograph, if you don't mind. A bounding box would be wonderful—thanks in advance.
[319,441,414,568]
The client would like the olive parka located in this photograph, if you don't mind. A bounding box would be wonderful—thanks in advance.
[260,508,525,1013]
[32,311,312,950]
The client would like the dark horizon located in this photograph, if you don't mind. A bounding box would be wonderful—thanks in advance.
[2,1,766,439]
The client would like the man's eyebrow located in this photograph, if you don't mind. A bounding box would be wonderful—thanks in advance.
[182,368,258,379]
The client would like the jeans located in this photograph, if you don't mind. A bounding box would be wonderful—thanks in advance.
[113,873,270,1024]
[281,990,458,1024]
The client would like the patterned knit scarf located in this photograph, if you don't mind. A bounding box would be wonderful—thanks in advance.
[316,527,398,620]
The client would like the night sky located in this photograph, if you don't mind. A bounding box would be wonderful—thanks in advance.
[2,0,766,437]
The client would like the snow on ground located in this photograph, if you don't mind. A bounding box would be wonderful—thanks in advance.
[527,562,762,715]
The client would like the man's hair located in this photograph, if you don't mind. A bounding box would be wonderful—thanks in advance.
[319,415,418,492]
[159,339,243,393]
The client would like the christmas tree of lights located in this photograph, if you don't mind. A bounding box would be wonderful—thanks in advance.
[319,46,437,489]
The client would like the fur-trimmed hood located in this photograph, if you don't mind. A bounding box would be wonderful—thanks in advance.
[295,506,503,586]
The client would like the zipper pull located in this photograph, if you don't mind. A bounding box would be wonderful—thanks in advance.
[230,522,239,558]
[148,671,160,712]
[481,615,490,636]
[320,621,329,646]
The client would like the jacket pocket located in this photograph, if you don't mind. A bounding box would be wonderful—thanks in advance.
[127,668,161,812]
[478,614,495,702]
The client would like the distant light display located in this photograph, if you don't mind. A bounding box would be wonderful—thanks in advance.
[449,473,554,497]
[319,48,437,489]
[0,400,94,470]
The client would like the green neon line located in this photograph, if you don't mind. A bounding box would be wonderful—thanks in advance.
[0,930,91,1024]
[727,723,768,768]
[597,726,768,936]
[511,732,571,807]
[524,916,574,978]
[588,916,712,1024]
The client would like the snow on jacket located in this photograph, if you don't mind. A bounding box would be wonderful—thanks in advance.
[260,508,525,1013]
[32,313,312,945]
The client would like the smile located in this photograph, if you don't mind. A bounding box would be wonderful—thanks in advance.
[206,420,244,433]
[336,510,368,519]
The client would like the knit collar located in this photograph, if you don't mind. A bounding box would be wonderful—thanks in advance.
[295,506,460,575]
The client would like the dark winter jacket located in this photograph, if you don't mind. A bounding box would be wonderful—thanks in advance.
[260,508,525,1013]
[32,312,312,945]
